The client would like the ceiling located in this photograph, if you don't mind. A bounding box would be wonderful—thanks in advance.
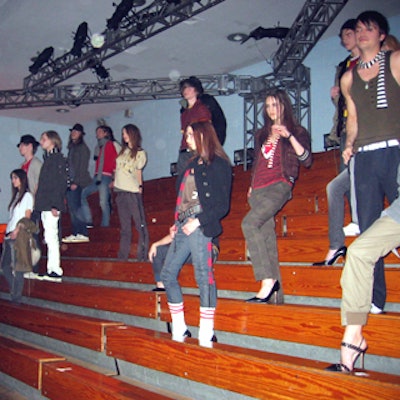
[0,0,399,125]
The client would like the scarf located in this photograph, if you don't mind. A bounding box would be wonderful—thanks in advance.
[96,137,108,182]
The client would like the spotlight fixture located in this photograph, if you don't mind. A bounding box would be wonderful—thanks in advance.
[170,162,178,176]
[28,46,54,74]
[91,33,105,48]
[87,59,110,81]
[227,33,247,43]
[70,22,88,57]
[233,148,254,166]
[240,26,289,44]
[107,0,134,31]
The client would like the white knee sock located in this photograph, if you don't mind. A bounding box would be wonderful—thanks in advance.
[199,307,215,347]
[168,302,187,342]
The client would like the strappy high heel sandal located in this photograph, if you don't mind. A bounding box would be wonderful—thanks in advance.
[326,338,368,372]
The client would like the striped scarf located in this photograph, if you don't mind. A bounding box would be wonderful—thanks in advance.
[376,51,388,109]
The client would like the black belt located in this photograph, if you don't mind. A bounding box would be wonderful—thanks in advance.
[178,204,202,222]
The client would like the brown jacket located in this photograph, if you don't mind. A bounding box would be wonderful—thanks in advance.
[14,218,39,272]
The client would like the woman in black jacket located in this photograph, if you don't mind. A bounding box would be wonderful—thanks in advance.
[161,121,232,347]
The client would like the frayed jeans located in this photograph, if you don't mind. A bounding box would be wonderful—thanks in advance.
[161,220,216,308]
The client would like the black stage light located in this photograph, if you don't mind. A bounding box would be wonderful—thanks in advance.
[28,46,54,74]
[107,0,134,30]
[71,22,88,57]
[233,148,254,166]
[170,162,178,176]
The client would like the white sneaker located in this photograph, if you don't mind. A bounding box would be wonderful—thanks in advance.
[73,234,89,243]
[370,303,384,314]
[62,234,76,243]
[343,222,360,237]
[62,234,89,243]
[24,272,39,279]
[38,272,62,283]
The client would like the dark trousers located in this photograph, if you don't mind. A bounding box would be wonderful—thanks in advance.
[1,239,24,302]
[354,146,400,310]
[116,191,149,261]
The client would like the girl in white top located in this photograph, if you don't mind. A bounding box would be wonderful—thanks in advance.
[1,169,33,302]
[113,124,149,261]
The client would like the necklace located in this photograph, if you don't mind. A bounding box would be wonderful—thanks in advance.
[358,51,383,69]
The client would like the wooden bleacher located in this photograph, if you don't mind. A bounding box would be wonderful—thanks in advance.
[0,150,399,399]
[0,335,64,390]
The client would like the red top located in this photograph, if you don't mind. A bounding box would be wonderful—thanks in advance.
[180,100,211,150]
[95,141,118,176]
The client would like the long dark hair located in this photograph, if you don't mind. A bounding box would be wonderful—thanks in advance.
[120,124,143,159]
[8,169,29,210]
[67,130,84,149]
[186,121,230,165]
[257,89,299,147]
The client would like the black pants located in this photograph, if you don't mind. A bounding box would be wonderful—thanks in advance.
[1,238,24,302]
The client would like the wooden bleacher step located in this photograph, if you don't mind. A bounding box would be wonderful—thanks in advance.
[56,259,400,303]
[42,360,178,400]
[0,335,64,390]
[106,325,400,400]
[158,294,400,359]
[0,298,123,352]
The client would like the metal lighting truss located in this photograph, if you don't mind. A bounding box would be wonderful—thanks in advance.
[272,0,348,76]
[22,0,226,90]
[238,0,348,169]
[0,74,255,109]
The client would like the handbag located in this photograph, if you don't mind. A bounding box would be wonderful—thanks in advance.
[30,238,41,266]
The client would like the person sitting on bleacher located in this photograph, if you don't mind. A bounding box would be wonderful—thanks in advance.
[242,89,312,304]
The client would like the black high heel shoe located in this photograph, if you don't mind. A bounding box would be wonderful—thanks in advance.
[312,246,347,266]
[246,281,280,304]
[326,339,368,372]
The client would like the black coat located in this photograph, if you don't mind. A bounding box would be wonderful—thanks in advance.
[35,151,68,212]
[180,155,232,238]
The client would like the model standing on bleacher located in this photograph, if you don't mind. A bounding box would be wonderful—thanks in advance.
[161,121,232,348]
[242,89,312,304]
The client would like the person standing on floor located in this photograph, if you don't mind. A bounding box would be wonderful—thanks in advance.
[341,10,400,314]
[80,125,118,228]
[35,131,68,282]
[161,121,232,348]
[113,124,149,261]
[241,89,312,304]
[62,123,92,244]
[1,169,35,302]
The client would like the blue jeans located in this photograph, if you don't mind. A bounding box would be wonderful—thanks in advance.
[66,187,88,236]
[161,221,216,308]
[80,175,112,227]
